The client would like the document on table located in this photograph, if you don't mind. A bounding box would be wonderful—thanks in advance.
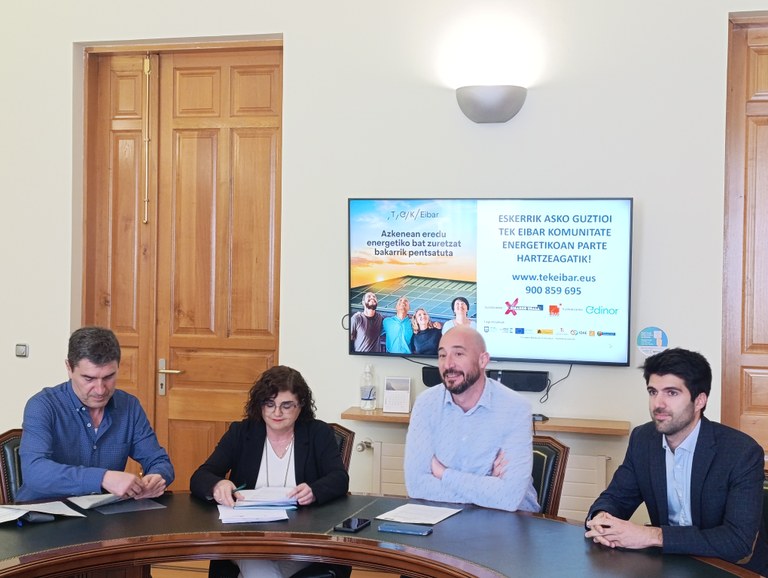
[375,504,461,525]
[67,493,125,510]
[2,501,85,518]
[0,506,26,524]
[218,504,289,523]
[96,499,166,515]
[234,486,297,509]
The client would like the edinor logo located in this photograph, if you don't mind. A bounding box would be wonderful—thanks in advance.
[586,305,619,315]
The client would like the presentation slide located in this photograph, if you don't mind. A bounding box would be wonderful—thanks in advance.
[476,199,632,364]
[348,198,632,365]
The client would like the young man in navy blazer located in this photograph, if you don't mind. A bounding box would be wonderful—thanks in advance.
[585,348,768,574]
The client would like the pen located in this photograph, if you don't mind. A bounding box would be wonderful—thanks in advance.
[233,484,246,493]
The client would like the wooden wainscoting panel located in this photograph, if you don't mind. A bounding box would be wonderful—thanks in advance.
[167,419,227,492]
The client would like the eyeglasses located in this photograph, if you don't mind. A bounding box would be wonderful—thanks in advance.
[262,400,300,412]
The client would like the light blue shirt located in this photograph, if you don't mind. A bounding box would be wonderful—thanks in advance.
[383,315,413,354]
[404,377,539,512]
[663,419,701,526]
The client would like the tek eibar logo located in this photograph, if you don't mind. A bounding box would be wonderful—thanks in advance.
[505,298,544,315]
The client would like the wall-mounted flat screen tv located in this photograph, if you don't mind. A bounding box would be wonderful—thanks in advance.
[348,197,633,366]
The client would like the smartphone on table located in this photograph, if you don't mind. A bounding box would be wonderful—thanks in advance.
[378,522,433,536]
[334,517,371,533]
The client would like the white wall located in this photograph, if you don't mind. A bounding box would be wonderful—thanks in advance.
[1,1,765,493]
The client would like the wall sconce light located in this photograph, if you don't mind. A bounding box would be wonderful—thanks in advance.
[456,85,527,123]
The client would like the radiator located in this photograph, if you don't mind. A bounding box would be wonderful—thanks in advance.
[558,453,610,520]
[370,442,609,519]
[371,441,406,497]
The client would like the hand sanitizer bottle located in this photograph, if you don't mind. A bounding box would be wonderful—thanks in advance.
[360,364,376,410]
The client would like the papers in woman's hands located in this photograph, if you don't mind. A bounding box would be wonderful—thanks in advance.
[219,487,296,523]
[376,504,461,525]
[234,487,297,509]
[67,493,126,510]
[218,504,289,523]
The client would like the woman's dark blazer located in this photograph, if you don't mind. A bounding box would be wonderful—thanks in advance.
[190,418,349,505]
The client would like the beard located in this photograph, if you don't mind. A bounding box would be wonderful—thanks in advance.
[366,301,377,311]
[652,405,695,437]
[441,367,482,395]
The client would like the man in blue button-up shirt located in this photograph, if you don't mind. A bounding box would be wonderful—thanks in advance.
[404,326,539,512]
[17,326,174,502]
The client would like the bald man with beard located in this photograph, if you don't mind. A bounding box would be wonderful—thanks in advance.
[404,326,539,512]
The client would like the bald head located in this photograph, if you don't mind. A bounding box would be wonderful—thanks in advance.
[439,325,486,353]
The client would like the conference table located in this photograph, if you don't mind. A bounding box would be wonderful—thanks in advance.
[0,493,758,578]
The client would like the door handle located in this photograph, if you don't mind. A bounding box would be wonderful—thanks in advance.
[157,359,184,396]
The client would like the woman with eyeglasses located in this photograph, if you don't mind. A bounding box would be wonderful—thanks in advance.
[190,365,349,578]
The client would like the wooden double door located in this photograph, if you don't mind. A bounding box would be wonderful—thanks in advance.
[82,45,282,489]
[723,15,768,461]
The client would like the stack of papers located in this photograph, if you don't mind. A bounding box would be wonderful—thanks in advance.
[216,487,297,523]
[218,505,289,524]
[234,487,297,509]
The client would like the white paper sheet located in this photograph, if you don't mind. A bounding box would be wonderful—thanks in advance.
[67,493,125,510]
[3,501,85,518]
[0,506,26,524]
[375,504,461,525]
